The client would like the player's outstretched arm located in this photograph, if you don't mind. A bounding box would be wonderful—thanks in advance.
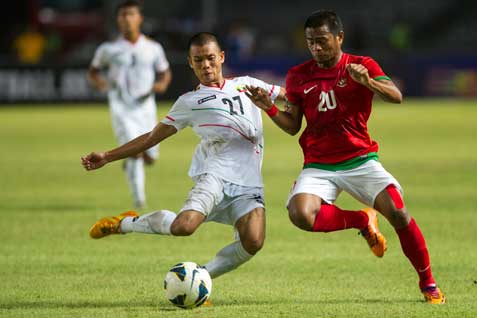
[347,63,402,103]
[245,85,303,136]
[81,123,177,171]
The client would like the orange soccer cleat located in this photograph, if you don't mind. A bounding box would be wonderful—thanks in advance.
[89,211,138,239]
[422,285,446,304]
[360,207,387,257]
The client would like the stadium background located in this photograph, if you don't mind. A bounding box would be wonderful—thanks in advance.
[1,0,477,103]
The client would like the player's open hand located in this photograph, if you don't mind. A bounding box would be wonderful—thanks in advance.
[81,152,108,171]
[245,85,274,111]
[347,63,371,86]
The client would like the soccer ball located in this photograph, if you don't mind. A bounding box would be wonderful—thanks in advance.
[164,262,212,309]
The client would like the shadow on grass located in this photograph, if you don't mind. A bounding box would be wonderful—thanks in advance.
[0,300,181,311]
[1,297,420,311]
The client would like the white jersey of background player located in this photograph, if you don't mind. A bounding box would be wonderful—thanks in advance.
[88,0,172,208]
[82,33,287,282]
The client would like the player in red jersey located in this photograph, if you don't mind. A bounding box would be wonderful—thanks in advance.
[245,10,445,304]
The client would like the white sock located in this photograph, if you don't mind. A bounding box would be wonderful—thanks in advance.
[125,158,146,207]
[204,241,253,279]
[120,210,176,234]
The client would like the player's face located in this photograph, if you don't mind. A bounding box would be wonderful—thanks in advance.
[305,25,343,66]
[188,42,225,85]
[117,6,143,36]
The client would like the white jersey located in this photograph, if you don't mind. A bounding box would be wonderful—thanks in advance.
[162,76,280,187]
[91,34,169,110]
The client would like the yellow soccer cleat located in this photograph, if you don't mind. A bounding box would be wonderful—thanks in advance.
[360,207,387,257]
[89,211,138,239]
[422,286,446,304]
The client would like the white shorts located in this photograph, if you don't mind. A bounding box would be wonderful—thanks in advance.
[110,98,159,159]
[181,174,265,226]
[287,160,402,207]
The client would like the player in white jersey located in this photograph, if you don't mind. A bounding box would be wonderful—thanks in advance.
[88,0,172,208]
[82,32,286,282]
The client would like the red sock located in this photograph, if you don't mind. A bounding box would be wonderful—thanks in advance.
[312,204,368,232]
[396,218,435,290]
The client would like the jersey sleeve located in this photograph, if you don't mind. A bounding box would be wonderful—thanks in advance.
[285,70,302,106]
[90,44,108,69]
[246,76,280,102]
[161,96,190,131]
[362,57,391,81]
[154,43,170,73]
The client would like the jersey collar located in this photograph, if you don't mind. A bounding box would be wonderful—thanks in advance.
[199,79,227,90]
[311,53,348,79]
[119,34,144,46]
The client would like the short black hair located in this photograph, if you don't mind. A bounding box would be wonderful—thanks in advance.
[116,0,143,16]
[187,32,223,53]
[304,10,343,36]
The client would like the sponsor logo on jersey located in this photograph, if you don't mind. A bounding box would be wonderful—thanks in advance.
[236,85,247,93]
[197,95,217,104]
[337,77,347,87]
[304,85,317,94]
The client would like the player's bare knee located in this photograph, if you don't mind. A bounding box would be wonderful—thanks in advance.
[389,208,410,229]
[287,207,300,227]
[288,207,315,231]
[288,201,319,231]
[242,236,264,255]
[170,220,197,236]
[288,195,320,231]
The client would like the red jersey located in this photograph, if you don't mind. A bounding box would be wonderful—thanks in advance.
[286,53,390,165]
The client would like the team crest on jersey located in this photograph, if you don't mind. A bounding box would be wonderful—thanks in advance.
[197,95,217,104]
[337,77,347,87]
[236,85,247,93]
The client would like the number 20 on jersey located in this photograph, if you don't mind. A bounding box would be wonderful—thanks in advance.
[318,90,337,112]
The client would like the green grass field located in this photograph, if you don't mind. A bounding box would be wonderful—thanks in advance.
[0,99,476,318]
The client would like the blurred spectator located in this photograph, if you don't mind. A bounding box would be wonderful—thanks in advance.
[259,33,288,56]
[347,17,367,53]
[43,28,63,62]
[13,25,46,64]
[389,14,411,53]
[292,23,307,54]
[225,20,256,59]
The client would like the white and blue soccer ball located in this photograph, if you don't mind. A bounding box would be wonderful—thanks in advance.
[164,261,212,309]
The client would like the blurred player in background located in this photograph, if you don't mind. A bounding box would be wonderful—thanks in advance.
[82,33,285,283]
[87,0,172,208]
[246,10,445,304]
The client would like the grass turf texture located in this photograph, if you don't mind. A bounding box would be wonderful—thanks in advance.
[0,99,476,318]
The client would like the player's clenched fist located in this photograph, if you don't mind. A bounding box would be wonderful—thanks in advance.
[81,152,108,170]
[347,63,371,86]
